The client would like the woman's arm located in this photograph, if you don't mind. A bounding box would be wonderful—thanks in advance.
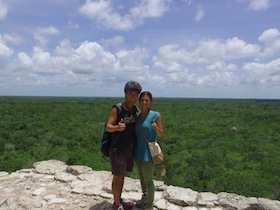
[152,113,163,137]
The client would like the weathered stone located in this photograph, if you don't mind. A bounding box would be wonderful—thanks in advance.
[55,171,78,183]
[258,198,280,210]
[0,172,9,177]
[33,159,67,174]
[198,192,218,207]
[0,160,279,210]
[218,192,258,209]
[66,165,92,175]
[32,187,46,196]
[182,207,198,210]
[164,185,198,206]
[17,195,43,209]
[154,198,168,209]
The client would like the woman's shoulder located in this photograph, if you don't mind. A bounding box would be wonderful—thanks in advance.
[150,110,160,118]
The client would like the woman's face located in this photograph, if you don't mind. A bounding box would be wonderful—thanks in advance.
[139,94,151,110]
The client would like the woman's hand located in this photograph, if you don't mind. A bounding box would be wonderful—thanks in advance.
[152,117,163,137]
[152,121,158,130]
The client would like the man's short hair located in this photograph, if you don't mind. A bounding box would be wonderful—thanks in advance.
[124,81,142,94]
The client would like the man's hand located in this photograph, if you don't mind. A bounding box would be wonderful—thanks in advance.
[117,119,126,131]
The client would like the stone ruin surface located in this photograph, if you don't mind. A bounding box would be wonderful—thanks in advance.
[0,159,279,210]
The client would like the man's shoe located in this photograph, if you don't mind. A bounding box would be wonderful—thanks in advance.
[112,203,125,210]
[120,199,133,209]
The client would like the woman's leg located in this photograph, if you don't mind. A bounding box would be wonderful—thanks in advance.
[142,161,154,209]
[135,159,146,195]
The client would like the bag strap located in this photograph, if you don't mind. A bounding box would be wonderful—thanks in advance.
[139,124,150,145]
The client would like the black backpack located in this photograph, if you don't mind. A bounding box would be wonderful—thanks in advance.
[100,103,121,157]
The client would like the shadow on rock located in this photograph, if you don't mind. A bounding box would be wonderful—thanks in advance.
[89,200,112,210]
[89,200,144,210]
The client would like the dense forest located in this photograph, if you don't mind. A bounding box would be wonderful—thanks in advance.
[0,96,279,200]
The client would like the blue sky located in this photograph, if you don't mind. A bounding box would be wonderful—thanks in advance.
[0,0,280,99]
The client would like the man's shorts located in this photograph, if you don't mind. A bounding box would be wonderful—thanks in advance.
[110,148,134,176]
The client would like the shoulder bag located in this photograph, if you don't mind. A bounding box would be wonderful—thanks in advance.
[140,125,164,165]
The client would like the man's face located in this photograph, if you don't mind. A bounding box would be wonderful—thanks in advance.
[125,90,139,104]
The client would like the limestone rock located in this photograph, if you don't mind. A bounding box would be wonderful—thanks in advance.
[0,160,279,210]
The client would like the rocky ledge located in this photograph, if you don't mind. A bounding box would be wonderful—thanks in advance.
[0,159,279,210]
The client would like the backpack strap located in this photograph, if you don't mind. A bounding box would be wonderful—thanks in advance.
[113,103,122,124]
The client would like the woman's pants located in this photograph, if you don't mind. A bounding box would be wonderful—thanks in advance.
[135,159,154,208]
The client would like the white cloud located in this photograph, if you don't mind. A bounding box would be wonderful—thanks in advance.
[236,0,270,11]
[242,58,280,85]
[248,0,269,11]
[258,28,280,57]
[116,48,149,73]
[34,26,60,47]
[2,33,23,45]
[79,0,170,31]
[207,62,238,72]
[259,28,280,44]
[129,0,170,18]
[0,34,13,58]
[72,41,116,75]
[195,37,260,61]
[10,40,147,84]
[194,6,205,22]
[101,36,124,48]
[79,0,134,31]
[153,44,192,73]
[17,52,33,68]
[153,37,260,74]
[0,0,8,20]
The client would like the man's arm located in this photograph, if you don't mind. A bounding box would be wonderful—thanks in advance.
[106,107,126,132]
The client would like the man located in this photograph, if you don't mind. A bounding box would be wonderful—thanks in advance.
[106,81,142,210]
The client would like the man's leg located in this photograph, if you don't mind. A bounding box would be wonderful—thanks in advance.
[112,175,124,206]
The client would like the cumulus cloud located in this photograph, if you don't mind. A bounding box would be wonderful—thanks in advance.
[195,37,260,61]
[242,58,280,85]
[115,48,149,74]
[79,0,170,31]
[17,52,33,68]
[2,33,23,45]
[153,37,260,74]
[34,26,60,47]
[258,28,280,57]
[9,40,150,88]
[0,0,8,20]
[129,0,170,18]
[2,25,280,96]
[151,33,280,88]
[0,34,13,58]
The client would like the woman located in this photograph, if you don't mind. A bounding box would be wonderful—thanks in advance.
[135,91,164,210]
